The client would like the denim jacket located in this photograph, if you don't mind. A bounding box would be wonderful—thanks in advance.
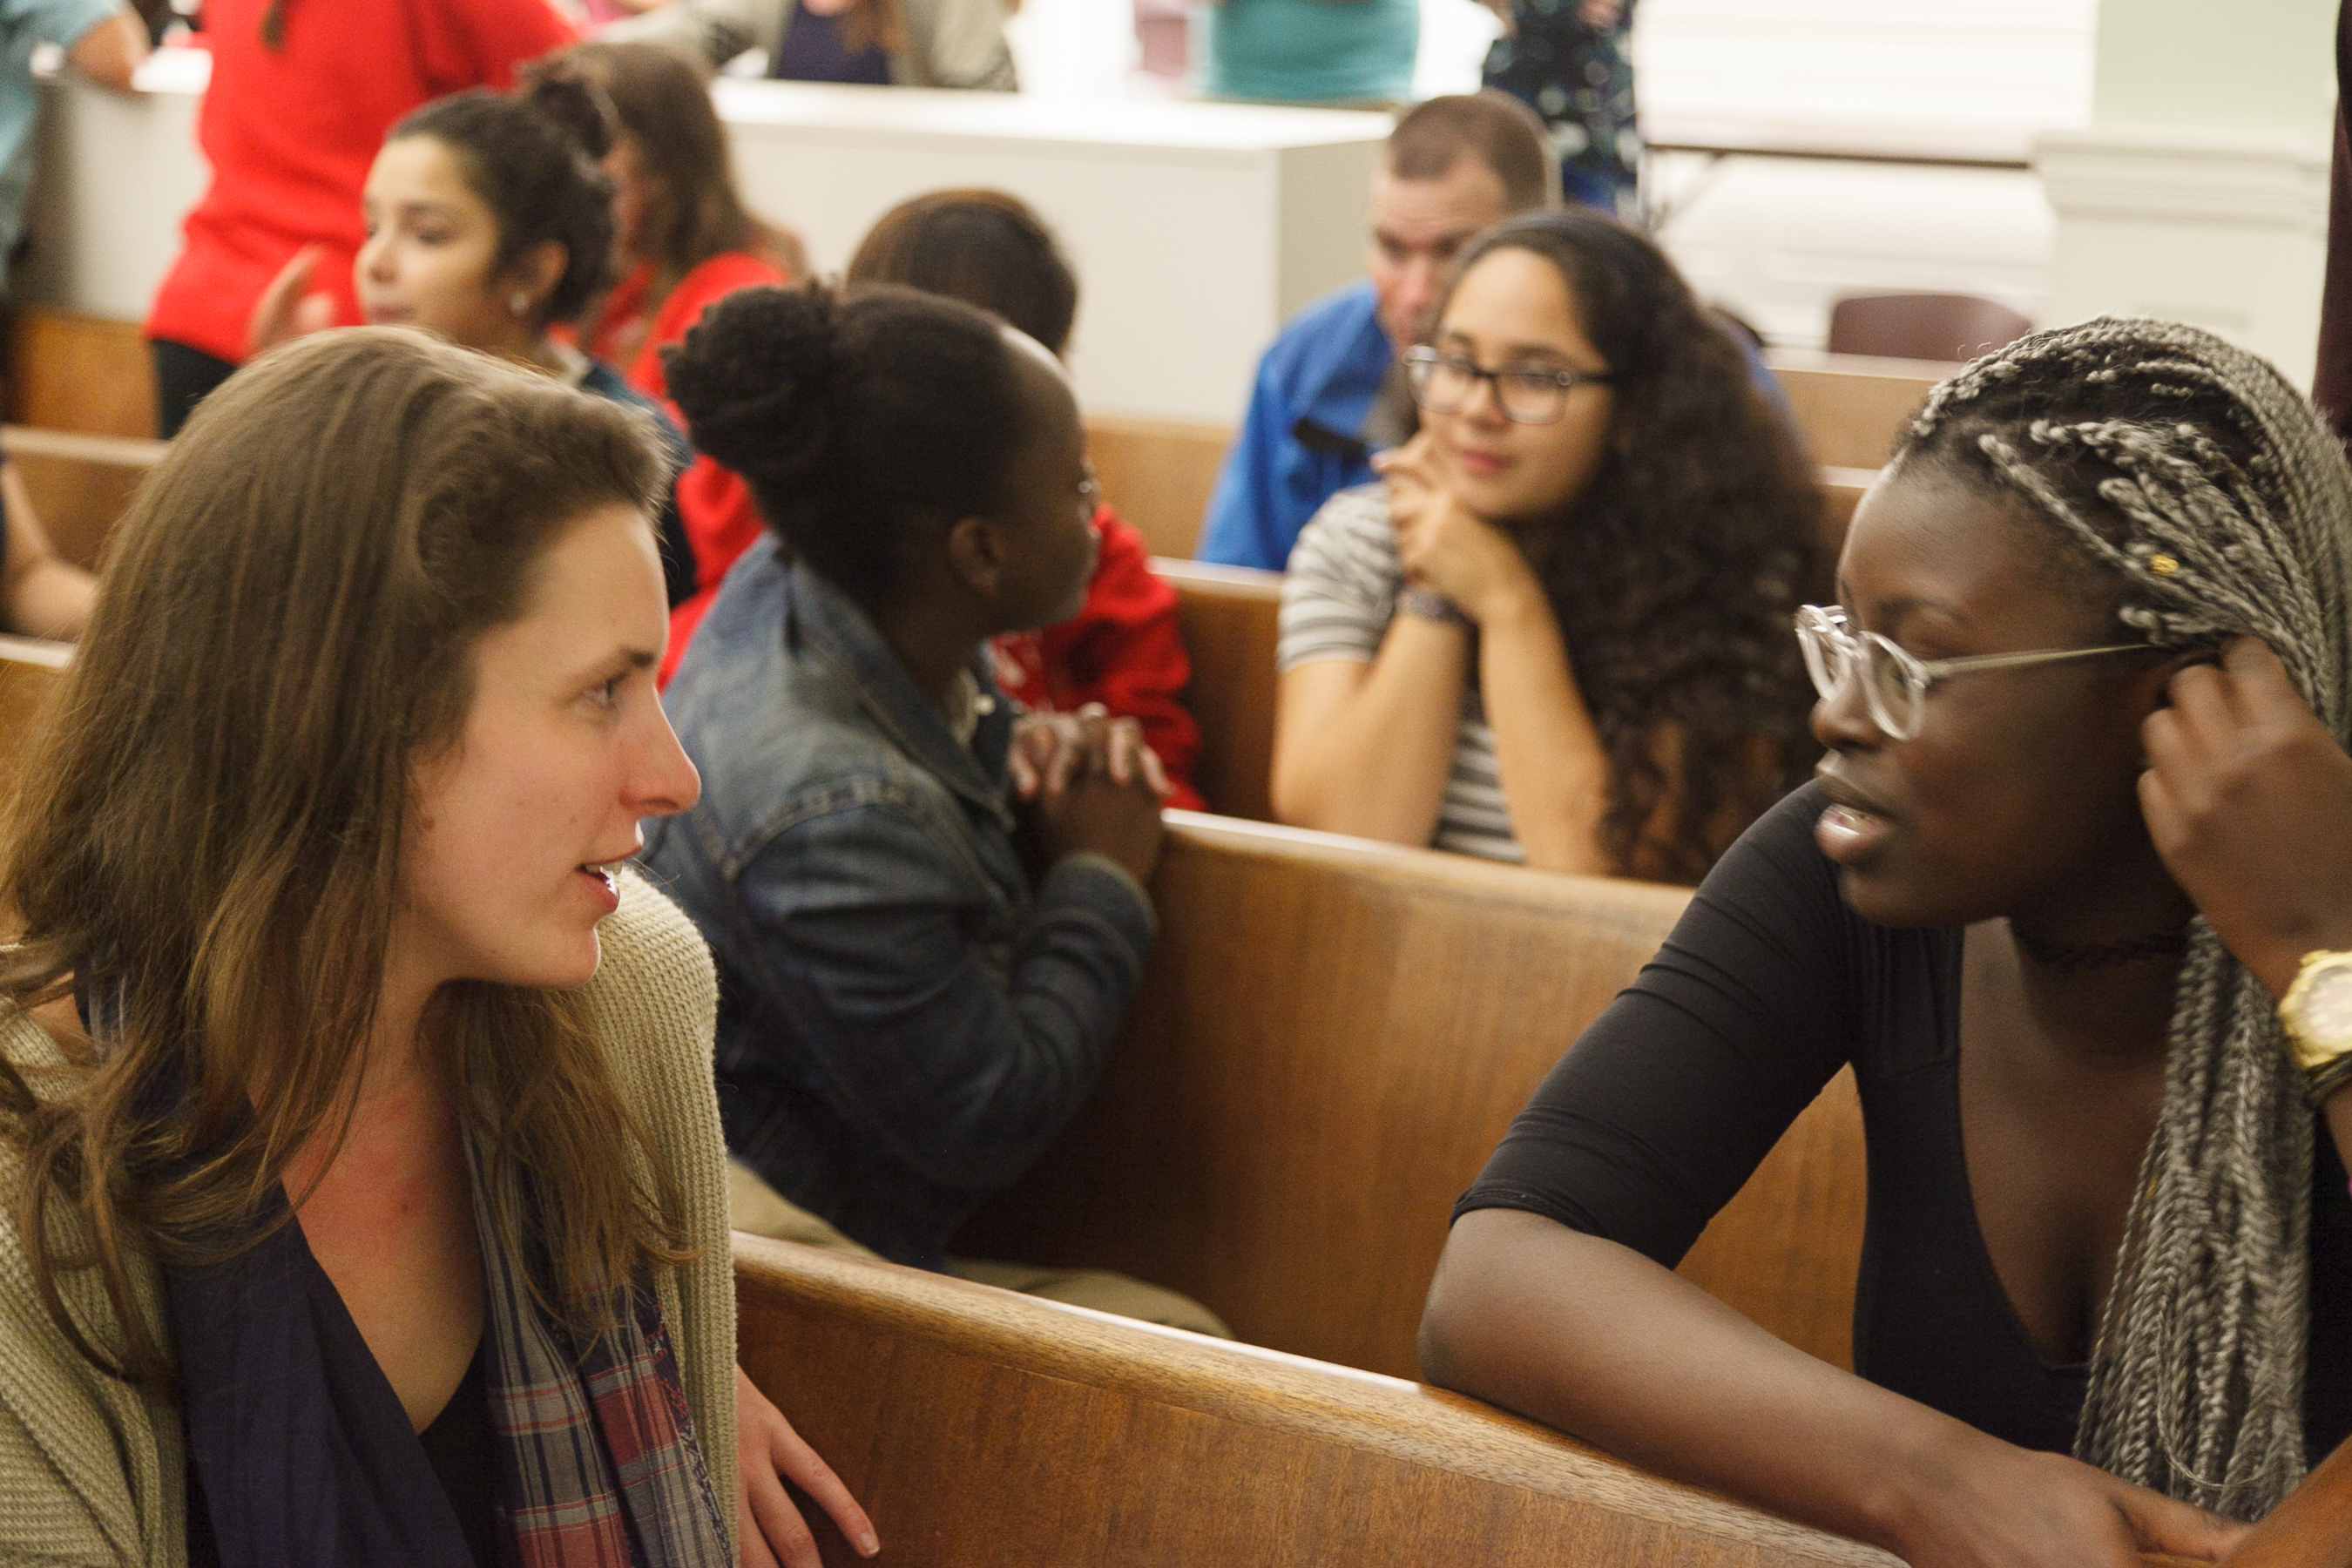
[640,537,1157,1268]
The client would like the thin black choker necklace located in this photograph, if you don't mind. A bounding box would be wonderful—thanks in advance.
[2012,923,2192,973]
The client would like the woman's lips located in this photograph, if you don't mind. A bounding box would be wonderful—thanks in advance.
[577,863,620,912]
[1455,449,1510,477]
[1815,801,1892,865]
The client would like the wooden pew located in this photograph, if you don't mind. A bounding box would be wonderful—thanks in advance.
[957,813,1868,1381]
[734,1233,1896,1568]
[1766,349,1945,471]
[5,308,155,440]
[1152,557,1280,823]
[0,634,70,808]
[1821,463,1874,559]
[1,424,167,572]
[1085,414,1231,561]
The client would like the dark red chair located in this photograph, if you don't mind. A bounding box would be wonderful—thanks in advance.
[1828,292,2033,363]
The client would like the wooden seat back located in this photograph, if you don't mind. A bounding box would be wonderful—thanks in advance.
[733,1233,1893,1568]
[1152,558,1280,823]
[1767,350,1945,470]
[0,635,70,808]
[957,814,1868,1380]
[1086,415,1231,560]
[0,425,167,571]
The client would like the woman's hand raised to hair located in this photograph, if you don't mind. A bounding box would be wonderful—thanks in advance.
[2140,636,2352,999]
[735,1364,879,1568]
[247,245,341,359]
[1375,433,1545,629]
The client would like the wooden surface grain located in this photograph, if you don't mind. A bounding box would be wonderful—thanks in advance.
[956,814,1869,1379]
[734,1234,1899,1568]
[1152,558,1280,824]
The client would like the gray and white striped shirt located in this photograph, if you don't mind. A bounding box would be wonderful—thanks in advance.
[1276,483,1523,863]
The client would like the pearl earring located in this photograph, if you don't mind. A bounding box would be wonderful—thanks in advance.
[509,290,531,316]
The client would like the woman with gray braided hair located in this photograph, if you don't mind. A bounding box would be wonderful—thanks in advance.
[1423,316,2352,1565]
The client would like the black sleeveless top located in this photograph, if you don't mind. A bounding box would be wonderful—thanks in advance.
[1457,784,2352,1459]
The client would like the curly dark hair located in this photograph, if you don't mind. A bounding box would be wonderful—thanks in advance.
[1427,211,1828,882]
[389,66,618,330]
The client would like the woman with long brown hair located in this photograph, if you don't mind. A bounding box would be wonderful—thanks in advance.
[564,39,801,679]
[0,329,873,1566]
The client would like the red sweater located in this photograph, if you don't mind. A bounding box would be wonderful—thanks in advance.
[586,253,788,686]
[147,0,576,363]
[991,509,1203,812]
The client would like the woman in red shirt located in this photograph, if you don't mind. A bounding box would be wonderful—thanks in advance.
[564,40,801,683]
[144,0,577,436]
[846,189,1206,809]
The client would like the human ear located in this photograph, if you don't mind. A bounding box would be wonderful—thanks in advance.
[504,240,567,314]
[943,515,1005,600]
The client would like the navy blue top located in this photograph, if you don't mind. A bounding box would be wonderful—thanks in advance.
[1459,783,2352,1460]
[170,1193,495,1566]
[770,5,891,84]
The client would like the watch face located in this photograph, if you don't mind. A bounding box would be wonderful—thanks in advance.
[2296,962,2352,1064]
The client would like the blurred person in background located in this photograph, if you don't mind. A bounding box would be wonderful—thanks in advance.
[848,187,1205,809]
[564,38,801,679]
[1191,0,1415,107]
[1482,0,1641,217]
[1196,92,1556,571]
[602,0,1015,90]
[143,0,575,438]
[0,467,95,641]
[0,0,143,298]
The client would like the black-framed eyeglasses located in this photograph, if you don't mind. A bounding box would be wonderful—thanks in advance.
[1402,345,1618,425]
[1794,604,2149,742]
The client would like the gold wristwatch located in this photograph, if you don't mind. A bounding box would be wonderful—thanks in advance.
[2278,950,2352,1104]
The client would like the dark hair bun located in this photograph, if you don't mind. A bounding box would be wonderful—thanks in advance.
[519,61,617,164]
[666,283,841,490]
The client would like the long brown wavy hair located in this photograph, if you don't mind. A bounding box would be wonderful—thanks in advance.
[0,328,692,1389]
[548,43,791,294]
[1426,212,1828,883]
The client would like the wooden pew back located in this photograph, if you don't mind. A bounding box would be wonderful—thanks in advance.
[1153,558,1280,822]
[734,1234,1892,1568]
[1767,350,1945,471]
[1086,415,1230,560]
[1,425,167,571]
[958,814,1868,1380]
[0,635,69,806]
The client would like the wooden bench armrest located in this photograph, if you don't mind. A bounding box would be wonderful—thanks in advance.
[732,1233,1895,1568]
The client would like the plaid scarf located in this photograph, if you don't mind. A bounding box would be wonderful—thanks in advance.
[470,1141,732,1568]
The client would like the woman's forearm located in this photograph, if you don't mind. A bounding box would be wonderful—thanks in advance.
[1422,1210,2006,1562]
[1476,588,1610,875]
[1272,618,1469,846]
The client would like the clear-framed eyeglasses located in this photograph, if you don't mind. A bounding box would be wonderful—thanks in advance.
[1793,604,2149,742]
[1402,345,1617,425]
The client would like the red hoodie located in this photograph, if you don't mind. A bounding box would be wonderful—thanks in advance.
[990,508,1203,812]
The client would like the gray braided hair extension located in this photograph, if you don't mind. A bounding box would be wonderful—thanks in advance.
[1900,317,2352,1517]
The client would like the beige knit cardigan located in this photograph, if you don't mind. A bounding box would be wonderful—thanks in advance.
[0,870,739,1565]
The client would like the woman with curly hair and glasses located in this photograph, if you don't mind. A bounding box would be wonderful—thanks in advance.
[1272,209,1826,883]
[1424,319,2352,1564]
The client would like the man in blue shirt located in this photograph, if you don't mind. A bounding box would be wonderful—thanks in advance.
[1196,92,1556,571]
